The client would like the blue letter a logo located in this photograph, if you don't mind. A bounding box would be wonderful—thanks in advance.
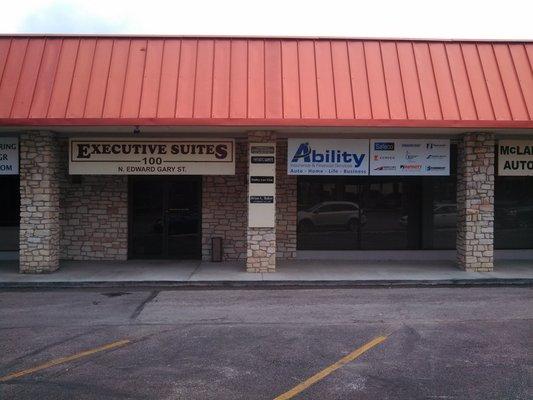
[292,142,312,162]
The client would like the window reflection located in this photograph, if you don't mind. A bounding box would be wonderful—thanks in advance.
[296,167,533,251]
[360,182,409,250]
[297,177,413,250]
[297,179,361,250]
[432,179,457,249]
[495,176,533,249]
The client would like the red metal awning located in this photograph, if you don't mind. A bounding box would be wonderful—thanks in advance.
[0,36,531,129]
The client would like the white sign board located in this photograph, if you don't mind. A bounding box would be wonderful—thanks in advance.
[498,140,533,176]
[288,139,369,175]
[248,143,276,228]
[370,139,450,176]
[69,139,235,175]
[0,137,19,175]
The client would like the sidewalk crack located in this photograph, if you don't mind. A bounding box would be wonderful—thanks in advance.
[130,290,159,320]
[186,261,202,281]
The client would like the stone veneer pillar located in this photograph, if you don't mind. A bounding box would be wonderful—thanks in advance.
[456,133,495,272]
[246,131,277,272]
[276,140,297,260]
[19,131,60,273]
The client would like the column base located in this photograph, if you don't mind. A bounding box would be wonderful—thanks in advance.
[19,262,60,274]
[457,250,494,272]
[457,261,494,272]
[246,227,276,272]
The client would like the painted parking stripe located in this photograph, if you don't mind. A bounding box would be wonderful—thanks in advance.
[0,339,131,382]
[273,335,387,400]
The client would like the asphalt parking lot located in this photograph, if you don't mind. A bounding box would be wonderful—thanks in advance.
[0,286,531,399]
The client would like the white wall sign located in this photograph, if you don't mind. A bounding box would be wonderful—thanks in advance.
[370,139,450,176]
[288,139,369,175]
[69,139,235,175]
[498,140,533,176]
[0,137,19,175]
[248,143,276,228]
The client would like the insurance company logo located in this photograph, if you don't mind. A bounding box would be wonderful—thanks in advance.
[426,166,446,171]
[405,151,419,160]
[373,154,395,161]
[291,142,366,168]
[400,164,422,170]
[374,166,396,171]
[426,154,446,159]
[374,142,395,151]
[426,143,446,149]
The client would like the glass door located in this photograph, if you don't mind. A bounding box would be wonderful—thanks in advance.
[129,177,201,259]
[166,179,201,258]
[130,178,165,257]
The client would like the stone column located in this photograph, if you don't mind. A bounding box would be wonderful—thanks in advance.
[246,131,277,272]
[276,139,297,260]
[19,131,60,273]
[456,133,495,272]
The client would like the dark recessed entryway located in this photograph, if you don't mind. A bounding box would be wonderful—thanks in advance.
[0,175,20,252]
[129,176,201,259]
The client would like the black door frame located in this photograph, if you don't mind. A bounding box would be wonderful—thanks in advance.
[128,175,202,259]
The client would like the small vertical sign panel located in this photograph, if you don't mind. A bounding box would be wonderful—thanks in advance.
[0,137,19,175]
[248,143,276,227]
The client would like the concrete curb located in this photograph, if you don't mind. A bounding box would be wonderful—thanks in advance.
[0,278,532,290]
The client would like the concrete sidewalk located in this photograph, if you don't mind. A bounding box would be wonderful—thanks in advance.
[0,259,532,288]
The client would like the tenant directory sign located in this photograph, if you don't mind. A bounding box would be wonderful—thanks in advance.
[248,143,276,228]
[287,139,369,175]
[370,139,450,176]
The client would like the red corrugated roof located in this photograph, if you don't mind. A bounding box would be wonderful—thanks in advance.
[0,36,531,128]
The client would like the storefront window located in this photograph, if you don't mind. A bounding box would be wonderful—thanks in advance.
[296,146,459,251]
[359,181,411,250]
[495,176,533,249]
[297,178,361,250]
[297,177,420,250]
[296,144,533,252]
[0,175,20,251]
[429,179,457,249]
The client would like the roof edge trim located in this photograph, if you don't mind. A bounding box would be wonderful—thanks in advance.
[1,118,532,129]
[0,34,531,44]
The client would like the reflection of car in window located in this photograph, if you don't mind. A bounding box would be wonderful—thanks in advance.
[399,203,457,228]
[298,201,366,232]
[496,204,533,229]
[433,204,457,228]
